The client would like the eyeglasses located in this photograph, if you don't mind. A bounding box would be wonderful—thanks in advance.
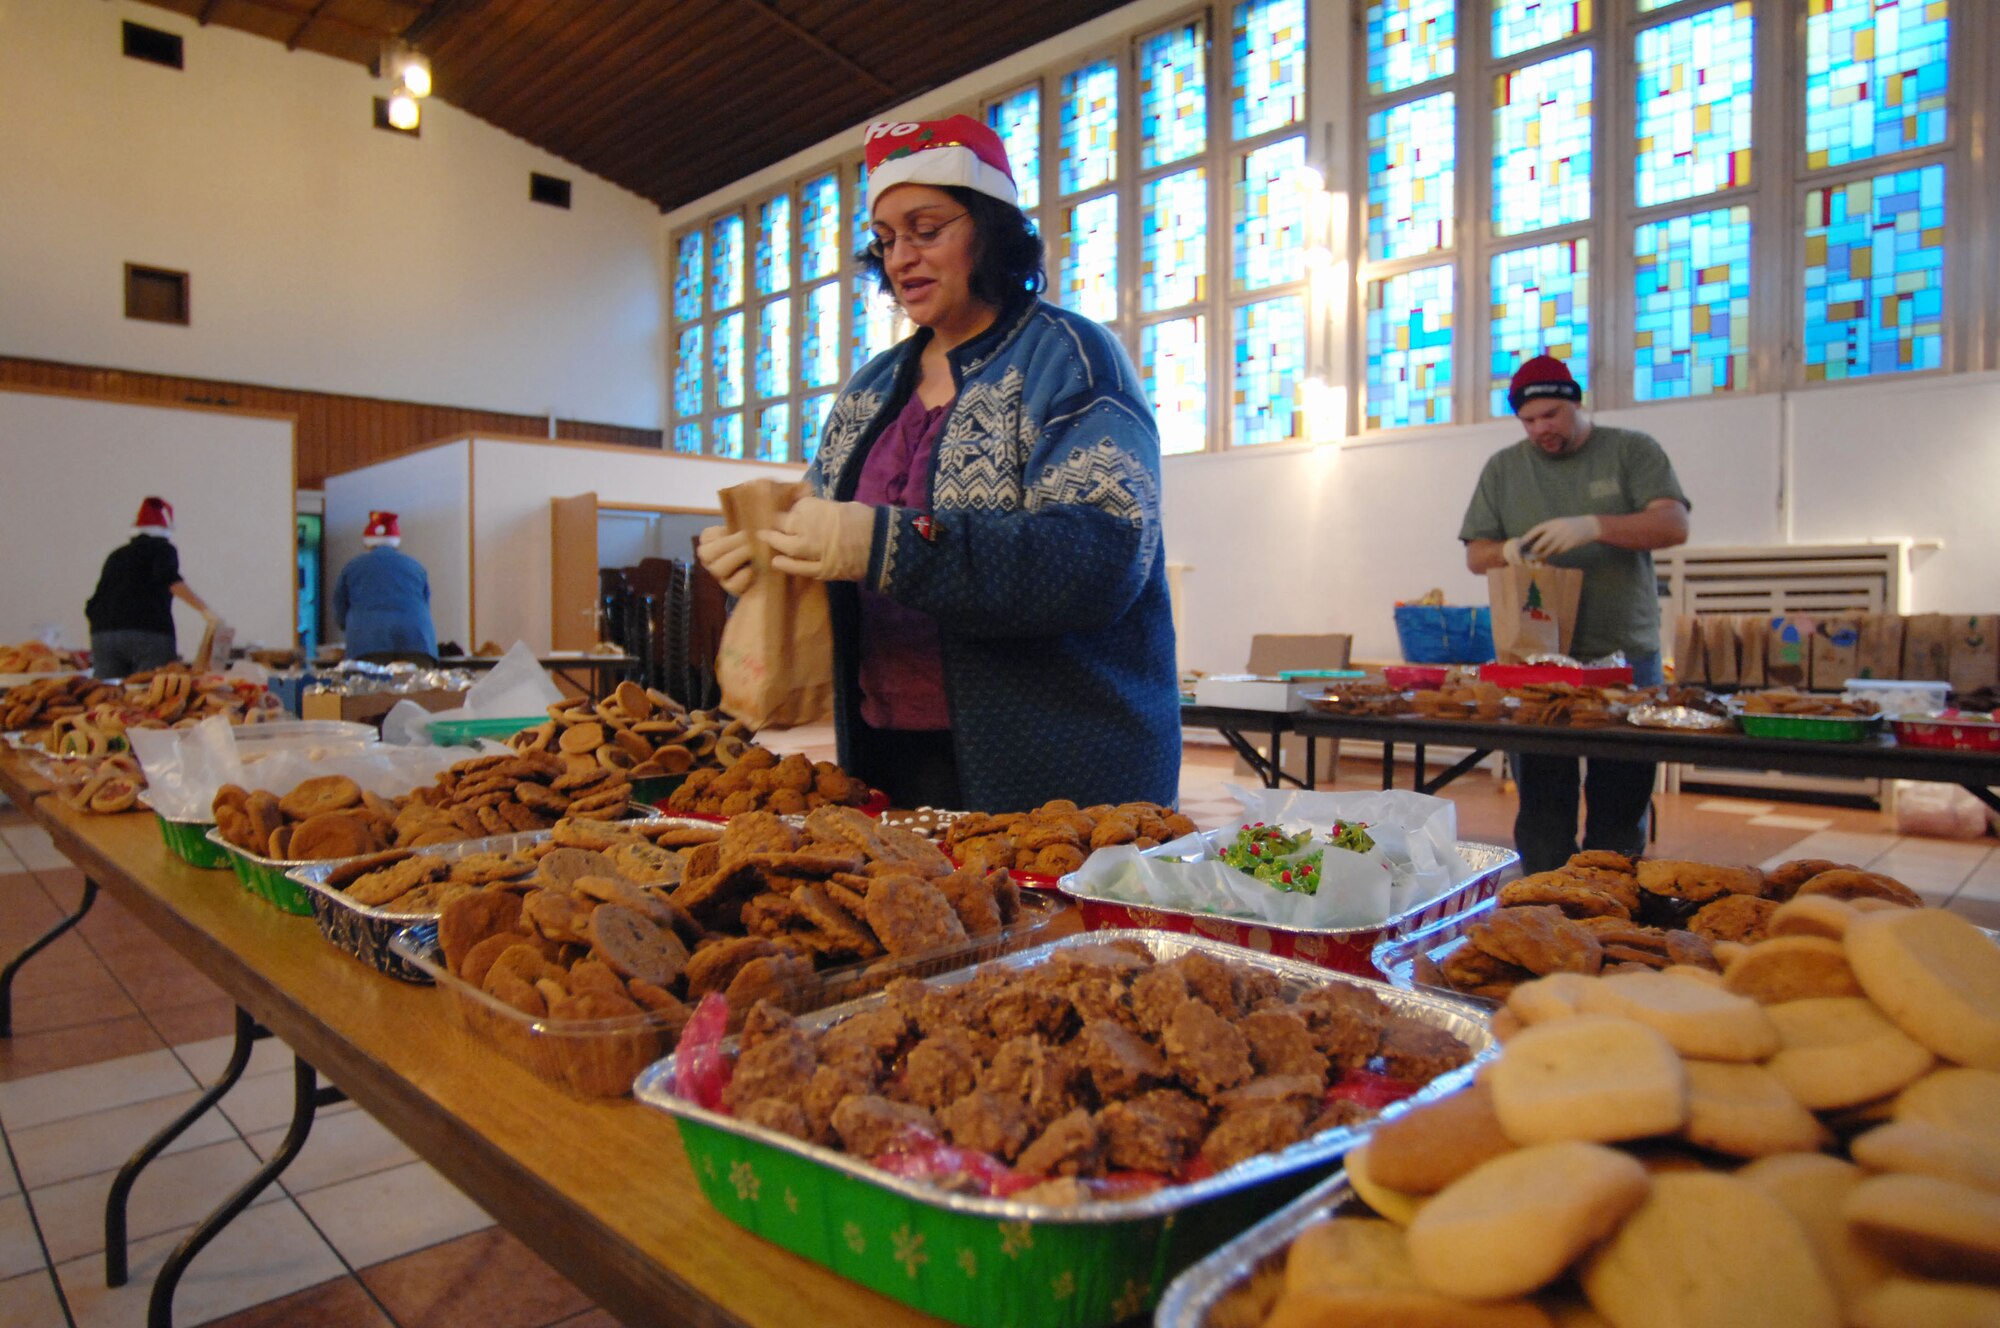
[865,212,969,259]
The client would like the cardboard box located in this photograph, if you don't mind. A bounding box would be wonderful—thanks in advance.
[1194,675,1306,712]
[300,687,466,726]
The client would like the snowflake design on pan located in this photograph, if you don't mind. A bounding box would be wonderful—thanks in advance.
[783,1189,799,1214]
[931,368,1035,513]
[843,1221,867,1254]
[1050,1270,1077,1302]
[728,1161,760,1203]
[809,389,886,495]
[998,1222,1034,1258]
[1113,1279,1152,1320]
[1026,438,1156,528]
[956,1247,978,1278]
[892,1225,929,1278]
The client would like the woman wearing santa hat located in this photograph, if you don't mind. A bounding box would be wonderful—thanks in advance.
[698,115,1179,812]
[331,511,437,663]
[85,497,219,679]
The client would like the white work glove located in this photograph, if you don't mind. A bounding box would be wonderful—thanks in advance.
[695,525,755,596]
[1501,537,1531,568]
[762,497,877,583]
[1522,515,1602,559]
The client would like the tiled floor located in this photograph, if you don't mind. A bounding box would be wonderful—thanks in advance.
[0,738,1993,1326]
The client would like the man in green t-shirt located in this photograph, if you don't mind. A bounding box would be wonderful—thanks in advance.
[1459,355,1692,873]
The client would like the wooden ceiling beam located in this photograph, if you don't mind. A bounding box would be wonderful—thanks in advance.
[452,0,685,115]
[285,0,333,51]
[735,0,896,99]
[466,2,685,114]
[523,5,749,156]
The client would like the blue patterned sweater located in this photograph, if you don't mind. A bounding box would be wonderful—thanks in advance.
[806,295,1182,812]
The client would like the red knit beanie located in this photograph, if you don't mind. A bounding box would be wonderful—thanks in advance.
[1508,355,1581,414]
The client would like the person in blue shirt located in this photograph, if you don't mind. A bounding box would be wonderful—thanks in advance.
[332,511,436,662]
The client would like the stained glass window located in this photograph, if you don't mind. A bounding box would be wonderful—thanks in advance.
[1489,240,1589,416]
[1364,264,1454,430]
[673,423,702,456]
[755,299,790,400]
[1367,0,1455,96]
[1491,0,1589,60]
[1233,136,1308,291]
[799,174,841,281]
[988,87,1042,211]
[1635,3,1755,207]
[1492,50,1594,236]
[853,162,872,242]
[710,215,743,311]
[1232,0,1306,140]
[713,413,743,460]
[1141,168,1206,312]
[1060,61,1118,195]
[801,282,840,390]
[1233,296,1306,446]
[1367,91,1455,260]
[1633,206,1751,399]
[1060,193,1120,323]
[754,194,791,297]
[756,404,790,463]
[800,392,835,465]
[1142,316,1207,455]
[673,232,702,323]
[1637,0,1690,8]
[673,326,704,418]
[1805,0,1950,169]
[714,311,744,409]
[853,277,900,372]
[1804,163,1945,380]
[1140,21,1207,169]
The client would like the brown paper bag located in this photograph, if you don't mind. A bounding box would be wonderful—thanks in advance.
[193,620,234,672]
[1672,614,1706,685]
[1853,614,1905,679]
[1736,615,1767,686]
[1901,613,1953,681]
[1486,565,1583,664]
[1948,615,2000,695]
[1766,616,1813,688]
[713,480,834,728]
[1810,615,1861,689]
[1703,616,1738,686]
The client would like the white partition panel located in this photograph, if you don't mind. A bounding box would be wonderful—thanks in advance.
[0,388,295,651]
[323,440,473,649]
[470,438,802,652]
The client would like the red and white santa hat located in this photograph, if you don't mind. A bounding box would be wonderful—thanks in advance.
[864,114,1018,214]
[133,497,173,536]
[363,511,401,547]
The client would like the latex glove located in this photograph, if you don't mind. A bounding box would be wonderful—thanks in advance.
[1522,515,1602,559]
[695,525,755,596]
[1501,537,1531,568]
[762,497,877,583]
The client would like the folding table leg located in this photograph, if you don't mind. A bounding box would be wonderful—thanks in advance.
[145,1056,346,1328]
[0,876,98,1037]
[106,1008,267,1287]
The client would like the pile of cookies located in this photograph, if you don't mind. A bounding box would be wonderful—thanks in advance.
[51,754,144,815]
[1306,683,1413,717]
[1737,690,1881,718]
[213,776,403,860]
[507,686,755,783]
[0,641,78,673]
[664,748,873,817]
[1426,853,1925,1000]
[1234,902,2000,1327]
[1511,682,1620,727]
[1,675,123,732]
[939,800,1198,878]
[1410,683,1506,721]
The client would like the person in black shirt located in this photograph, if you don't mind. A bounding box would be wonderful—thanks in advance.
[85,497,218,678]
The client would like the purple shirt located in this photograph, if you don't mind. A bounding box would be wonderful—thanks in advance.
[853,393,951,730]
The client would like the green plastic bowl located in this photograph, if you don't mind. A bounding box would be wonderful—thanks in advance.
[426,715,542,746]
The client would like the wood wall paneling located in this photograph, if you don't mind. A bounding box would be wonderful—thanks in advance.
[0,357,661,488]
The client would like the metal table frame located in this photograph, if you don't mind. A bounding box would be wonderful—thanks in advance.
[1177,705,1313,790]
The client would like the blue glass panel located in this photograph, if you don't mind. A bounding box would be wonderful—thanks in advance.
[1803,163,1946,380]
[1141,167,1206,312]
[1368,91,1455,260]
[1806,0,1950,168]
[1233,295,1306,445]
[1140,21,1207,168]
[1489,239,1590,416]
[1633,206,1751,399]
[1364,264,1454,430]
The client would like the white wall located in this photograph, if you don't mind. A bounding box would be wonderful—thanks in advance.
[323,440,472,648]
[0,1,663,429]
[0,388,294,651]
[469,439,802,652]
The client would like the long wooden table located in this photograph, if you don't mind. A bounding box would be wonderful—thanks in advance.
[0,751,952,1328]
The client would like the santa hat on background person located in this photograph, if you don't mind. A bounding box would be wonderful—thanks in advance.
[362,511,401,548]
[1508,354,1583,414]
[133,497,173,537]
[864,114,1018,214]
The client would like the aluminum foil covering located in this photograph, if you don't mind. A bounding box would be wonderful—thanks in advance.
[633,929,1494,1224]
[1626,704,1734,731]
[306,660,479,696]
[1155,1171,1361,1328]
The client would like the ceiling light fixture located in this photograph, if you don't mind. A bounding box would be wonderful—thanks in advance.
[397,52,432,99]
[387,90,421,130]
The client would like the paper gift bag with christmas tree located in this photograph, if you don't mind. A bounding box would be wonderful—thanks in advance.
[1486,565,1583,663]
